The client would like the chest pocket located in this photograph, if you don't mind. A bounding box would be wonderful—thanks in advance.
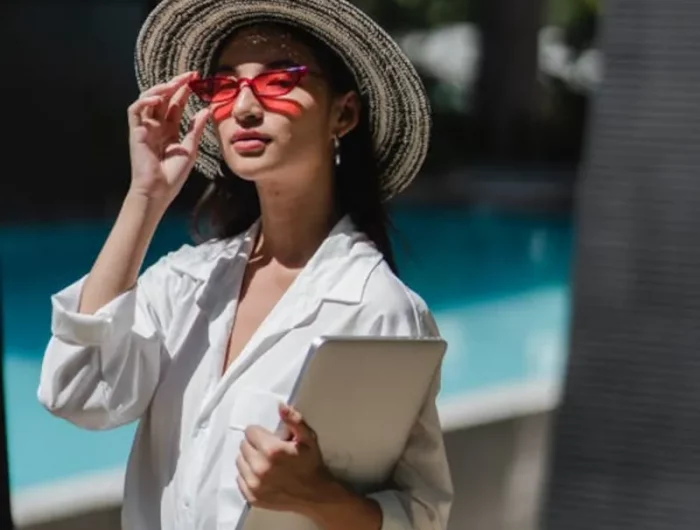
[217,386,289,526]
[227,386,288,435]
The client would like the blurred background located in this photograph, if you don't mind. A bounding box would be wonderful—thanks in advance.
[1,0,598,528]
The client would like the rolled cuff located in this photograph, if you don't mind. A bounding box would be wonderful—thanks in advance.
[51,275,137,347]
[368,490,412,530]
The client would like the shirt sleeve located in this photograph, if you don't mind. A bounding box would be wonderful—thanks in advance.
[37,253,186,430]
[360,272,454,530]
[367,370,453,530]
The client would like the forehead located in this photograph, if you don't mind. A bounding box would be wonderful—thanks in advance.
[215,24,320,70]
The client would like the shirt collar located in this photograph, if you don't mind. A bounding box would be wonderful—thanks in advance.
[170,215,382,307]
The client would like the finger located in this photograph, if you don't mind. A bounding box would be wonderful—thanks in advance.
[237,475,257,504]
[139,102,164,135]
[181,107,211,153]
[165,82,192,125]
[236,454,260,490]
[128,95,163,128]
[141,101,160,127]
[152,95,170,123]
[139,71,197,99]
[279,403,316,445]
[137,73,194,125]
[245,425,289,460]
[239,439,263,466]
[240,440,270,476]
[244,425,274,449]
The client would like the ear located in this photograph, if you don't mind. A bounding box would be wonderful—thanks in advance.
[331,91,361,139]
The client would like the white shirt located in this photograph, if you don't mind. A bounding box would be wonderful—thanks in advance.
[37,216,453,530]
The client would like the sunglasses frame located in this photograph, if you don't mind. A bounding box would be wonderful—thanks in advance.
[188,65,312,104]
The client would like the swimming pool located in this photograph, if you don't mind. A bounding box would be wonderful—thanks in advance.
[0,206,573,512]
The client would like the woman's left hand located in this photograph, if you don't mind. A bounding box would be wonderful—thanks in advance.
[236,403,332,513]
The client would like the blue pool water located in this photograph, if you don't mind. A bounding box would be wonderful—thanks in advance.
[0,206,573,494]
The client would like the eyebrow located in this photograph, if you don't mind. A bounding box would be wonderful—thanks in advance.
[214,59,303,75]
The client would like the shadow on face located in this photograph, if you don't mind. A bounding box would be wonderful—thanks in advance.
[189,25,391,273]
[210,23,358,184]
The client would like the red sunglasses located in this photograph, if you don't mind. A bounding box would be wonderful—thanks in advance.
[188,65,312,104]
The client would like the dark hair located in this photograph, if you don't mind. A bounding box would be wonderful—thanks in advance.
[190,23,398,274]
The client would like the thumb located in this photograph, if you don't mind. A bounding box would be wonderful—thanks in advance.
[181,107,211,153]
[279,403,315,445]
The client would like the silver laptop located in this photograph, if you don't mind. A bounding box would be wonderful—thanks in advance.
[238,335,447,530]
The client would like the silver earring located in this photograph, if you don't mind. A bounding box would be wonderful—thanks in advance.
[333,135,341,167]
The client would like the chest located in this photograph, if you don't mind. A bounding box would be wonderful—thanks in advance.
[223,265,297,373]
[149,251,382,440]
[148,284,370,457]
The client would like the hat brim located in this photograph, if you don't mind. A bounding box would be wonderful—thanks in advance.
[135,0,431,200]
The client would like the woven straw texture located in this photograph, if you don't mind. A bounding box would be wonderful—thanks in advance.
[135,0,431,200]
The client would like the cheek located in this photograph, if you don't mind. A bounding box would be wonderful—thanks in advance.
[212,101,234,123]
[284,105,331,154]
[261,98,304,118]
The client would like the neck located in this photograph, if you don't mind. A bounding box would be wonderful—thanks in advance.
[254,174,338,269]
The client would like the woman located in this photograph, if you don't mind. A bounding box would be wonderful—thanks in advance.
[38,1,453,529]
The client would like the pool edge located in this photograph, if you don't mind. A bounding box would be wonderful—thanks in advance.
[439,378,562,431]
[12,468,124,527]
[12,379,562,527]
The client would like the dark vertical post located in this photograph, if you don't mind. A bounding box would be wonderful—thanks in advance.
[541,0,700,529]
[0,267,14,527]
[474,0,544,161]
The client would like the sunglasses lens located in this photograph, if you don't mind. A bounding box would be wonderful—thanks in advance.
[254,70,302,97]
[189,78,238,103]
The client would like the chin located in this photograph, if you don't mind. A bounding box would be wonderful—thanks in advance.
[222,141,283,177]
[224,157,279,181]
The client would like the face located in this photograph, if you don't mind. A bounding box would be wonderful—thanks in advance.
[206,24,360,184]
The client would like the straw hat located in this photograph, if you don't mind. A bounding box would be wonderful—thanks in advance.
[135,0,431,200]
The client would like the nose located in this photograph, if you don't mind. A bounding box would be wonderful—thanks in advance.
[232,83,263,125]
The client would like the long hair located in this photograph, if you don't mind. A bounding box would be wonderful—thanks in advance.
[190,23,398,274]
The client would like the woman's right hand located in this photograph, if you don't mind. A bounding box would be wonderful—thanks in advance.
[127,71,211,206]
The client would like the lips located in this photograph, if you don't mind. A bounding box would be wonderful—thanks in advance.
[230,131,271,154]
[230,131,272,144]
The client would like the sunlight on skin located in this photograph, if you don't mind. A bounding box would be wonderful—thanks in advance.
[211,96,304,123]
